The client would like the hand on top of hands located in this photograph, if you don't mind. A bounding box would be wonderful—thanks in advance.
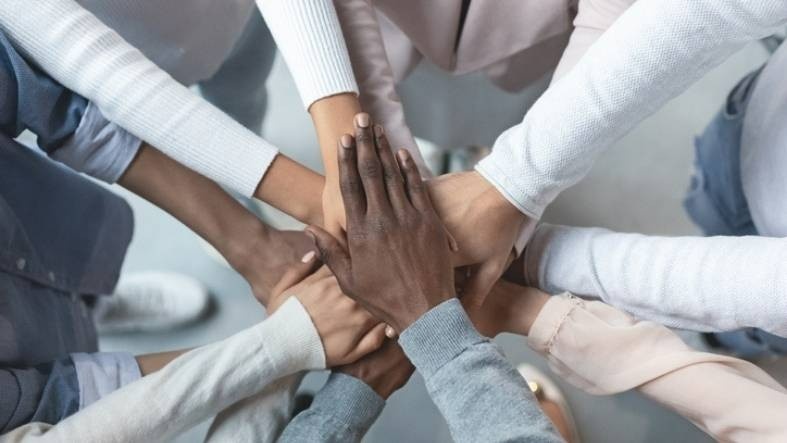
[268,253,387,367]
[307,113,457,334]
[338,339,414,399]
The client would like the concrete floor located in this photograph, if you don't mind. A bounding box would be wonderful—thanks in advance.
[101,41,787,442]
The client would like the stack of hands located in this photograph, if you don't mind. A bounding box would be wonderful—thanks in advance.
[263,113,547,399]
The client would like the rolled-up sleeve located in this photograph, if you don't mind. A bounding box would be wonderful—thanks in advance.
[51,103,142,183]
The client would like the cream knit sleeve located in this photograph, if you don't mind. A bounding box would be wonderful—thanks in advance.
[0,297,324,443]
[0,0,277,197]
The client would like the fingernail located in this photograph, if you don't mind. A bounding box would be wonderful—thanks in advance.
[355,113,370,128]
[397,149,410,164]
[301,251,316,263]
[385,325,396,338]
[374,124,384,137]
[340,134,353,149]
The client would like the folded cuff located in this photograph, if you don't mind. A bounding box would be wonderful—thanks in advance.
[399,299,486,378]
[527,294,581,355]
[71,352,142,409]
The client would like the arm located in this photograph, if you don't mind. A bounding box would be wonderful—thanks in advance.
[279,340,412,443]
[522,223,787,336]
[306,118,560,443]
[0,0,322,222]
[118,145,314,301]
[398,300,562,443]
[0,297,325,442]
[476,0,787,219]
[525,293,787,442]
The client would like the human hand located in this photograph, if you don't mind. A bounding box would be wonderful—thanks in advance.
[268,254,387,367]
[231,228,315,307]
[427,171,528,307]
[306,114,456,333]
[338,339,414,399]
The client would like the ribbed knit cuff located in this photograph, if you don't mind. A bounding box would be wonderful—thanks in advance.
[261,297,326,373]
[399,299,486,378]
[475,157,543,220]
[256,0,359,109]
[311,373,385,430]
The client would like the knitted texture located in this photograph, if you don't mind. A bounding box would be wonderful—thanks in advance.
[477,0,787,218]
[0,0,278,197]
[526,223,787,336]
[258,0,359,109]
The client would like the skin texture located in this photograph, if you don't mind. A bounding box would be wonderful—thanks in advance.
[118,144,314,305]
[338,340,414,399]
[307,113,456,333]
[268,257,387,367]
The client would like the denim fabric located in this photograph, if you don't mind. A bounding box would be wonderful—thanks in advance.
[0,29,134,431]
[686,67,787,358]
[0,31,87,152]
[0,357,80,432]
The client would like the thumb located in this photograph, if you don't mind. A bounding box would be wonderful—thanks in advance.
[305,225,352,282]
[271,250,322,296]
[461,260,504,308]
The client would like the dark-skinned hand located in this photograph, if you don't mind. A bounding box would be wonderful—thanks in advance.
[337,339,414,399]
[306,113,456,333]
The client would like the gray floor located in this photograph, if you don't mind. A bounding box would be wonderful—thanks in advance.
[101,42,787,442]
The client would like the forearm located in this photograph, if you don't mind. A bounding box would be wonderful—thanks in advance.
[118,145,272,269]
[524,223,787,335]
[399,299,561,443]
[310,93,363,180]
[254,154,325,225]
[134,350,189,377]
[0,0,278,197]
[5,298,324,443]
[527,295,787,442]
[477,0,787,218]
[278,373,384,443]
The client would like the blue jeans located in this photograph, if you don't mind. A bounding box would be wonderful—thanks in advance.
[684,68,787,358]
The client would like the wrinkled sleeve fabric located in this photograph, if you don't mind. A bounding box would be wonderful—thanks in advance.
[399,299,562,443]
[0,0,279,197]
[0,298,325,443]
[523,223,787,336]
[0,30,85,152]
[0,359,79,434]
[278,373,385,443]
[528,295,787,442]
[332,0,430,174]
[477,0,787,218]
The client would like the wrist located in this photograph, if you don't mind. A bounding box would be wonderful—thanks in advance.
[255,155,324,225]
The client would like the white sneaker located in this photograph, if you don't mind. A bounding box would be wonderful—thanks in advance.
[94,271,210,333]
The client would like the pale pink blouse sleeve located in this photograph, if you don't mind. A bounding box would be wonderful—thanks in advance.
[333,0,431,175]
[528,294,787,443]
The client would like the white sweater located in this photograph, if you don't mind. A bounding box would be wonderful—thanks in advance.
[476,0,787,219]
[0,297,324,443]
[0,0,357,197]
[525,224,787,336]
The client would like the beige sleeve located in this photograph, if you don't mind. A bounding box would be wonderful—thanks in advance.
[333,0,431,175]
[552,0,637,81]
[528,294,787,442]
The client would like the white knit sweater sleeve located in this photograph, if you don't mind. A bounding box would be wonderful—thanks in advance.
[524,224,787,337]
[476,0,787,218]
[0,0,277,197]
[0,298,324,443]
[256,0,359,109]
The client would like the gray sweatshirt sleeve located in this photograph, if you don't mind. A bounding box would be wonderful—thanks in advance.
[278,373,384,443]
[398,299,563,443]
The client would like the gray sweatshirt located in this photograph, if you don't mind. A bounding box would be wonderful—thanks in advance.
[280,299,562,443]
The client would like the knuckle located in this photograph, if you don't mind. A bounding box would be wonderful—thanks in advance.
[339,177,361,195]
[356,130,374,145]
[361,159,381,178]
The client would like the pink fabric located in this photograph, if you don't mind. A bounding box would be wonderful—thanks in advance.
[528,294,787,443]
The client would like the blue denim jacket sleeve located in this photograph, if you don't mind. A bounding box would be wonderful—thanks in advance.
[0,357,80,433]
[0,30,86,151]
